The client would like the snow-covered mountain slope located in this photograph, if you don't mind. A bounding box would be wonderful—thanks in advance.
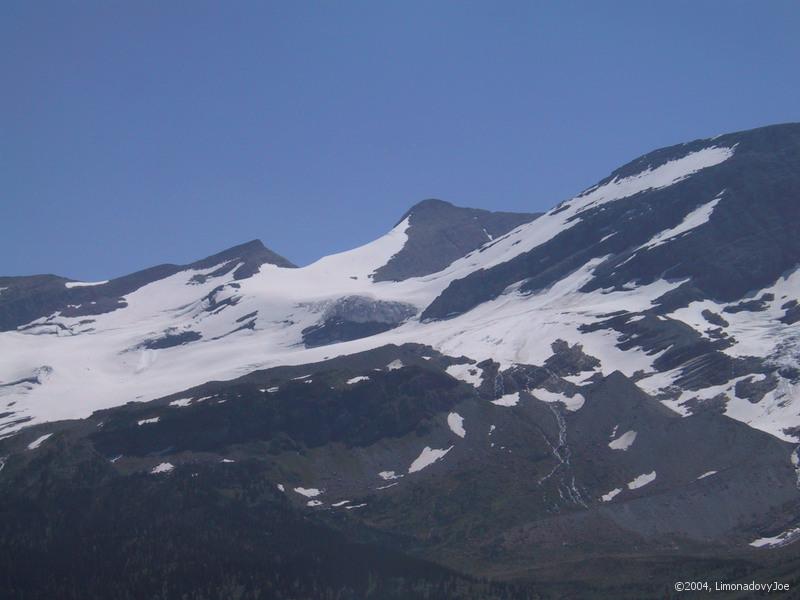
[0,239,296,332]
[1,123,799,446]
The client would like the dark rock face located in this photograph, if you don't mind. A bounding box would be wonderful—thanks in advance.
[543,340,601,376]
[702,309,729,327]
[301,296,417,348]
[781,299,800,324]
[372,199,539,282]
[724,296,771,313]
[734,374,779,403]
[0,239,293,331]
[0,274,72,332]
[142,330,202,350]
[422,124,800,321]
[318,295,417,324]
[302,319,397,348]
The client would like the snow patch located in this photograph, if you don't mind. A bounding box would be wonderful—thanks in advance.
[697,470,717,480]
[533,388,585,412]
[65,280,109,288]
[150,462,174,474]
[608,430,637,451]
[601,488,622,502]
[447,412,466,438]
[378,470,402,481]
[640,193,723,251]
[627,471,656,490]
[293,487,322,498]
[491,392,520,407]
[445,363,484,389]
[137,417,160,426]
[750,527,800,548]
[346,375,370,385]
[408,446,453,473]
[169,397,192,407]
[27,433,53,450]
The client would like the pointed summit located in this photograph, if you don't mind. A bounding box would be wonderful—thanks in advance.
[189,239,296,277]
[373,199,540,282]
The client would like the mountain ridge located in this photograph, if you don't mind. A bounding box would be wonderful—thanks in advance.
[1,122,799,597]
[1,122,797,440]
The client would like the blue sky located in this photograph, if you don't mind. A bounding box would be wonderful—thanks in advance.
[3,1,799,279]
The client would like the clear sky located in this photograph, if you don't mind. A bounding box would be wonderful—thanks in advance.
[3,1,799,280]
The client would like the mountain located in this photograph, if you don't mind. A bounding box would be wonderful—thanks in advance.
[372,199,540,281]
[0,239,295,332]
[423,124,800,318]
[1,123,799,598]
